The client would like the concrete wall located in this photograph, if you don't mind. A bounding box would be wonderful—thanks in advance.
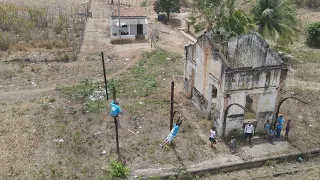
[184,34,229,135]
[227,32,283,68]
[184,32,287,136]
[224,68,283,134]
[130,24,137,35]
[143,24,148,35]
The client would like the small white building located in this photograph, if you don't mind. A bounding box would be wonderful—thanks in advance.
[110,7,148,41]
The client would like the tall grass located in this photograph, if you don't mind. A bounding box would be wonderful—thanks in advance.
[0,3,87,58]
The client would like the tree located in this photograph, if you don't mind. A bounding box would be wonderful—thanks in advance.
[306,22,320,48]
[252,0,298,46]
[192,0,255,41]
[154,0,180,20]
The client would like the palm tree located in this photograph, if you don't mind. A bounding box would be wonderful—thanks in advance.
[252,0,298,46]
[212,0,256,41]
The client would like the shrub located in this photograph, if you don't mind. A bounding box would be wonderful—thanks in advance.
[0,31,10,51]
[28,8,48,29]
[108,159,129,180]
[194,23,205,33]
[306,21,320,48]
[140,0,148,7]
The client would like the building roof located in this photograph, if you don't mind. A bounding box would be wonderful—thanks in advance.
[111,6,148,17]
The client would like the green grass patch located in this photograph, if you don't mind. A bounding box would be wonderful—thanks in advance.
[58,79,102,102]
[83,100,108,114]
[106,159,130,180]
[108,49,182,98]
[291,47,320,64]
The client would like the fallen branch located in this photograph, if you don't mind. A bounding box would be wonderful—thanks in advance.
[126,128,136,135]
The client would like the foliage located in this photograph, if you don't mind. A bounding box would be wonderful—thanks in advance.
[83,100,107,114]
[58,79,101,102]
[140,0,148,7]
[108,49,181,98]
[55,14,66,35]
[0,31,10,51]
[28,8,48,29]
[108,159,129,180]
[192,0,255,41]
[306,21,320,48]
[154,0,180,20]
[194,23,205,33]
[252,0,298,46]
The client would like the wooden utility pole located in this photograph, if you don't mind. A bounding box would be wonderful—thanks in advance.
[113,86,120,157]
[118,0,121,44]
[101,52,109,100]
[170,79,174,131]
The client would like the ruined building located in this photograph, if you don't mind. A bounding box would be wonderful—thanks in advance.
[184,32,288,136]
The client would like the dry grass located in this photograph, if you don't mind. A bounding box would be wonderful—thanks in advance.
[279,88,320,150]
[0,49,231,179]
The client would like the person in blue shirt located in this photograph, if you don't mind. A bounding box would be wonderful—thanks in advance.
[276,115,285,138]
[264,120,271,139]
[160,118,183,148]
[110,99,122,127]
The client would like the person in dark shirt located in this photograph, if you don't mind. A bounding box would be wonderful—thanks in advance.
[285,120,291,139]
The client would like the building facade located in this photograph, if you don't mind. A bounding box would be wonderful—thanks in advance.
[110,7,148,41]
[184,32,288,136]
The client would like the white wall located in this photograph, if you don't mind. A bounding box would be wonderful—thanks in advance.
[130,24,137,35]
[143,24,148,35]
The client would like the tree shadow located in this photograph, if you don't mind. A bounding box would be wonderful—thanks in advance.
[160,18,182,29]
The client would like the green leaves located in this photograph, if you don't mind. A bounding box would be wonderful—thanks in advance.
[193,0,256,41]
[306,21,320,48]
[154,0,180,19]
[252,0,298,46]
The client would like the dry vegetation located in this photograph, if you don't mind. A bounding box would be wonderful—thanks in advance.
[0,1,87,63]
[0,0,320,179]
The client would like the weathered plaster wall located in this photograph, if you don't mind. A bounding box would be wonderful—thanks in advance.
[227,32,283,68]
[224,68,283,134]
[184,32,287,136]
[184,35,229,135]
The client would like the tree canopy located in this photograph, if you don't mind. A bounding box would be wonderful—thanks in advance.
[252,0,298,46]
[154,0,180,20]
[192,0,256,42]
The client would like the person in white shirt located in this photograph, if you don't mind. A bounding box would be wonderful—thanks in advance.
[209,127,216,146]
[244,121,254,145]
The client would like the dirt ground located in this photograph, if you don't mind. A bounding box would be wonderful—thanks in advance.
[1,1,320,179]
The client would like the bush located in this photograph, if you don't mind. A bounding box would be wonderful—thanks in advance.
[28,8,48,29]
[140,0,147,7]
[306,21,320,48]
[0,31,10,51]
[108,159,129,180]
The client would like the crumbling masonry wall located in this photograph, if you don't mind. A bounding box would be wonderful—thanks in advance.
[184,32,287,136]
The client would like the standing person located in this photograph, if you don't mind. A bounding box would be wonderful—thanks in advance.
[269,128,275,143]
[276,115,285,138]
[110,99,122,128]
[209,127,216,146]
[264,120,271,139]
[160,118,183,148]
[285,120,291,139]
[229,136,237,153]
[244,121,254,145]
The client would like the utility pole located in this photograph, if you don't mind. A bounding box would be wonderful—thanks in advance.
[101,52,109,100]
[112,86,120,158]
[170,79,174,131]
[118,0,121,44]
